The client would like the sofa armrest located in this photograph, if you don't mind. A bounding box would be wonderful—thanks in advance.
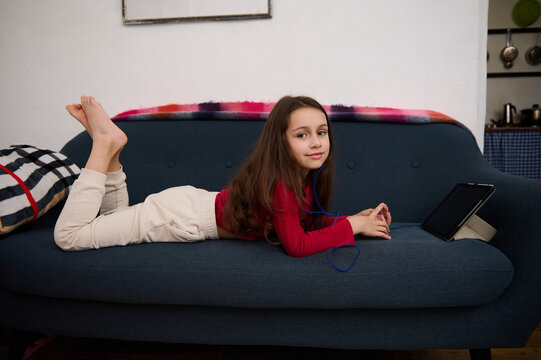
[476,169,541,329]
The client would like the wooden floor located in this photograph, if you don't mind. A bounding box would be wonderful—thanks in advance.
[1,324,539,360]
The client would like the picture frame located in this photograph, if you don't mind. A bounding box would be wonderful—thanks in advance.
[122,0,272,25]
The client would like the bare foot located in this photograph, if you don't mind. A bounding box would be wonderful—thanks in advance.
[80,96,127,155]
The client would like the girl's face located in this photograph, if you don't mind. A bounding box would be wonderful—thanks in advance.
[285,107,330,176]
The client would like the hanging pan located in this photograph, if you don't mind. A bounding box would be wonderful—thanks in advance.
[501,29,518,68]
[525,35,541,65]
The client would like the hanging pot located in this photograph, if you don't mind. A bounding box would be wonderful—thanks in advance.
[500,29,519,68]
[526,35,541,66]
[526,45,541,65]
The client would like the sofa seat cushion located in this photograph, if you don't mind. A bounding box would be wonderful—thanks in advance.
[0,224,513,309]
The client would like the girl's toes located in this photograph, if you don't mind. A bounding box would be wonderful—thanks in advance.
[66,104,77,116]
[66,104,87,123]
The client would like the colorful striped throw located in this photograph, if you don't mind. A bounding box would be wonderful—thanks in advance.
[112,101,469,133]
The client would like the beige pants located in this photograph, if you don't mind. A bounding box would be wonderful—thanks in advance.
[54,168,219,251]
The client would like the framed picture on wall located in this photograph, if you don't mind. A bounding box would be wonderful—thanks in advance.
[123,0,272,25]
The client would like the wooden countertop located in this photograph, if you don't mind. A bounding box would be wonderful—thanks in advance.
[485,125,541,132]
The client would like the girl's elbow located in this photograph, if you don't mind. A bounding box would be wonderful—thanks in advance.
[284,246,307,258]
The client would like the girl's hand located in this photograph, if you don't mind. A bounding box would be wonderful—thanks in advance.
[358,203,392,225]
[347,203,392,240]
[358,208,373,216]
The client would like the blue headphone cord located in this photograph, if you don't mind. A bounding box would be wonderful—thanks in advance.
[302,162,340,225]
[300,163,362,272]
[326,244,361,272]
[301,163,421,272]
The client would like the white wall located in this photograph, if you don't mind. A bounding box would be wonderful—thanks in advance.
[0,0,488,151]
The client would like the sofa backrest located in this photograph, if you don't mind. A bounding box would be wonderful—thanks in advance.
[61,119,492,223]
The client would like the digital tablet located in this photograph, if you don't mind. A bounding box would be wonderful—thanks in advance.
[421,183,495,241]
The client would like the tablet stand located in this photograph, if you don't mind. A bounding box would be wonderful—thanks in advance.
[453,214,497,242]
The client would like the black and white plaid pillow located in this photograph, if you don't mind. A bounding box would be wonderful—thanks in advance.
[0,145,80,234]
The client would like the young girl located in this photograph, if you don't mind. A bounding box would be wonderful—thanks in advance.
[54,95,391,257]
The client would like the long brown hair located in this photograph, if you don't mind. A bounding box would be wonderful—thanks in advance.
[223,95,336,241]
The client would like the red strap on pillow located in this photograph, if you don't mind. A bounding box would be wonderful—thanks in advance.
[0,163,39,220]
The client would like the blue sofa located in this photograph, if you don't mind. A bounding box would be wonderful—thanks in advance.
[1,113,540,360]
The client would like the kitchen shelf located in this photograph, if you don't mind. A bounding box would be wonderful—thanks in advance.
[485,125,541,131]
[488,27,541,34]
[487,28,541,77]
[487,72,541,77]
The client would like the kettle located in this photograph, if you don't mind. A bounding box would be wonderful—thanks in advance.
[503,103,517,126]
[520,104,541,127]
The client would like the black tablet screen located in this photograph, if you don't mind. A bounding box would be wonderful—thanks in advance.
[422,184,494,240]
